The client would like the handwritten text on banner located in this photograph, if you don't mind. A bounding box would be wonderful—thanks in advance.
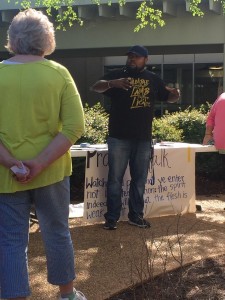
[83,147,195,223]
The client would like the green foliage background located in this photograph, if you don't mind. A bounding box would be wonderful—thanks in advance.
[77,103,109,144]
[6,0,225,31]
[77,102,210,145]
[72,102,223,197]
[152,105,208,144]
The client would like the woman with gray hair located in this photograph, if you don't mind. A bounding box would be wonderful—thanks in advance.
[0,8,86,300]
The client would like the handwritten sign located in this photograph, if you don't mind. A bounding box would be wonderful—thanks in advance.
[83,147,195,223]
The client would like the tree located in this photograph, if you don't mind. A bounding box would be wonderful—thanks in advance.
[5,0,225,31]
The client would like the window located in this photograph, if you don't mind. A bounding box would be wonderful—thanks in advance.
[194,63,223,105]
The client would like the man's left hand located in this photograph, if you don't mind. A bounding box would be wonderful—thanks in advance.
[166,86,180,103]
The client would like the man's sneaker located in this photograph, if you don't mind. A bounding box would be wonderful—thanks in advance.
[59,288,87,300]
[103,219,117,230]
[128,217,151,228]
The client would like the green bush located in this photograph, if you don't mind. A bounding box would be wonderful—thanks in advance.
[77,102,109,145]
[77,102,211,145]
[152,117,182,142]
[71,103,109,198]
[152,105,209,144]
[152,103,223,179]
[71,101,222,196]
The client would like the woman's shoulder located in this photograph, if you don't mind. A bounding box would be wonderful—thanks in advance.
[214,93,225,105]
[44,59,68,71]
[218,92,225,100]
[42,59,72,79]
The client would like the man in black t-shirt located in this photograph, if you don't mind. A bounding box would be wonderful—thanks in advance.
[91,45,180,230]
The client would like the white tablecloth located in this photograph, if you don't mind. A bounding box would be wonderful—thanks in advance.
[70,143,217,222]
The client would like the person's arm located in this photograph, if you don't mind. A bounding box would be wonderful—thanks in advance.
[91,78,131,93]
[153,75,180,103]
[90,80,112,93]
[24,105,84,184]
[22,73,85,183]
[0,141,29,182]
[202,105,215,145]
[165,86,180,103]
[34,133,72,169]
[23,133,72,182]
[202,109,215,145]
[0,141,22,168]
[202,125,214,145]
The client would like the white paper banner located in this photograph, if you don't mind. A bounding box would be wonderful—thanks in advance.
[83,147,196,223]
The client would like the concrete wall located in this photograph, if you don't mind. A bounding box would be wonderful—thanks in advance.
[53,11,225,50]
[1,2,225,51]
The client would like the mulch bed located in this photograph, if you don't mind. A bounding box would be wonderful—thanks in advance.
[196,175,225,196]
[107,255,225,300]
[70,172,225,300]
[107,175,225,300]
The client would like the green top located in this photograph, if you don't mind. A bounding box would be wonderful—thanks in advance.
[0,60,84,192]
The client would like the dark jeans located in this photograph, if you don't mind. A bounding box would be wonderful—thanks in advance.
[0,178,75,299]
[105,137,151,222]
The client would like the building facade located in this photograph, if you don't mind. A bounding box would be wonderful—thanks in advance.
[0,0,224,114]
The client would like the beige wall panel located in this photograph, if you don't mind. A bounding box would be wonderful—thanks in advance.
[53,14,225,50]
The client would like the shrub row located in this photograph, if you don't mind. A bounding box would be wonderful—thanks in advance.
[77,102,210,145]
[74,102,222,182]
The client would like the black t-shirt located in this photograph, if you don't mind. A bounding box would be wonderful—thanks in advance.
[102,68,169,140]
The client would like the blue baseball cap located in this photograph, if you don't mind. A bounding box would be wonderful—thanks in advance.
[126,45,149,57]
